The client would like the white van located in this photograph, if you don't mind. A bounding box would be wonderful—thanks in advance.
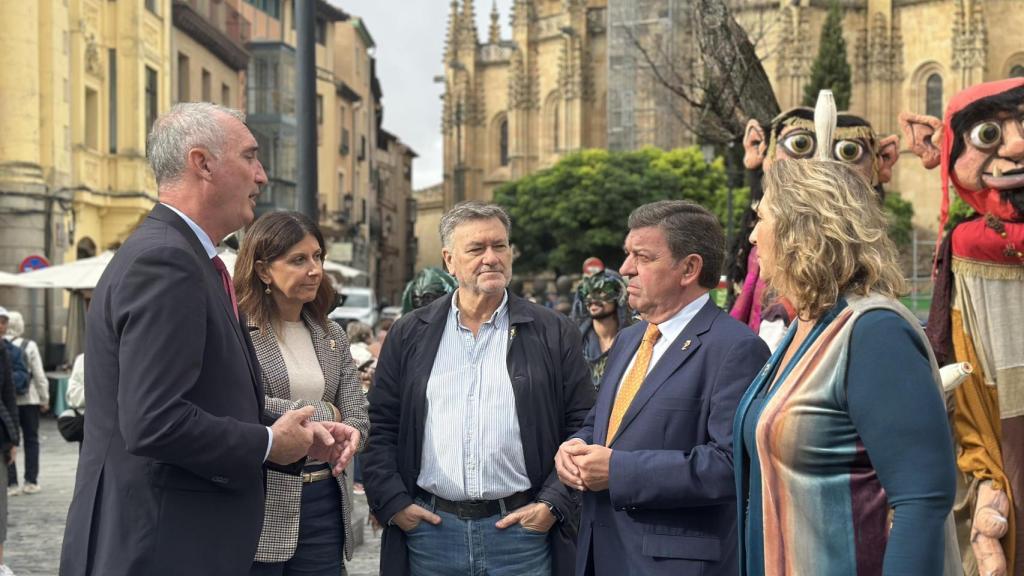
[328,287,378,328]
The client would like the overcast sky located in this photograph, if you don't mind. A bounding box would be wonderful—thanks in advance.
[333,1,514,190]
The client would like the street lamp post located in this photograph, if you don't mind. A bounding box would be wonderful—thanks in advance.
[295,0,318,221]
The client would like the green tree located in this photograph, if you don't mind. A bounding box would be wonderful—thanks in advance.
[802,1,852,110]
[883,191,915,248]
[945,195,977,233]
[494,147,748,274]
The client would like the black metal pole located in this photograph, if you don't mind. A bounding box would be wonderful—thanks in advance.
[296,0,318,220]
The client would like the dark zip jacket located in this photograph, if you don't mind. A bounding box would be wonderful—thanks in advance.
[362,291,595,575]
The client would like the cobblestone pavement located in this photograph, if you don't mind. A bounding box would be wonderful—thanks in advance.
[2,418,382,576]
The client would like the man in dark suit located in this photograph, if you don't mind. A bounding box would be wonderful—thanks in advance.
[60,103,346,576]
[556,200,770,576]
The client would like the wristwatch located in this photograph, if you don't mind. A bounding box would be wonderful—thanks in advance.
[537,499,564,523]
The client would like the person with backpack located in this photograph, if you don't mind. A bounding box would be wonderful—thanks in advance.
[0,308,21,576]
[0,309,28,404]
[1,310,48,496]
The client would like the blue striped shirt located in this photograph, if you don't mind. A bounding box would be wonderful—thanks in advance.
[416,289,532,501]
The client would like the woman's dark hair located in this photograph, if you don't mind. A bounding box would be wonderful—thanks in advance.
[234,211,336,329]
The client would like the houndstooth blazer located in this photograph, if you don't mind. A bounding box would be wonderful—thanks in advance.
[248,310,370,564]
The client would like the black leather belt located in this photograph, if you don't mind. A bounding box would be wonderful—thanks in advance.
[416,488,534,520]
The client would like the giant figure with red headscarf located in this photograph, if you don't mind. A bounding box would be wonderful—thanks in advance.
[902,78,1024,576]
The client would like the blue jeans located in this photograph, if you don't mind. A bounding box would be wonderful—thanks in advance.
[406,495,552,576]
[250,473,343,576]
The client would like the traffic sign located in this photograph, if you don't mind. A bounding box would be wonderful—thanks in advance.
[19,255,50,273]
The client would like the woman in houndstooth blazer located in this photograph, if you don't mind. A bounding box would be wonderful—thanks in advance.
[235,211,370,576]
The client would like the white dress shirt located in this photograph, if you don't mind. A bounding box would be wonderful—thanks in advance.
[615,293,710,393]
[417,289,532,501]
[161,203,274,460]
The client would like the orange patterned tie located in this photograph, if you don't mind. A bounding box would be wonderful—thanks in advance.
[606,322,661,445]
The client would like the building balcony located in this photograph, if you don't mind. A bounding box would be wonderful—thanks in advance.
[173,0,251,71]
[255,178,297,214]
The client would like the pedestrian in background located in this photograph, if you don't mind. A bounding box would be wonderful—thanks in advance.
[0,321,20,576]
[576,271,631,390]
[2,311,48,496]
[345,321,374,497]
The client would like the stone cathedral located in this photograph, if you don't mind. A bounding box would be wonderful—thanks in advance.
[440,0,609,206]
[440,0,1024,232]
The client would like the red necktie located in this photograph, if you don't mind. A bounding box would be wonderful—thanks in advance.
[211,255,239,320]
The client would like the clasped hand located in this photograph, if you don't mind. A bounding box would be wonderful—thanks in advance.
[554,438,612,492]
[267,406,361,476]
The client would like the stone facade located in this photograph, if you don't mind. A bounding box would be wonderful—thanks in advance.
[729,0,1024,230]
[440,0,609,206]
[374,130,417,307]
[1,0,416,357]
[0,0,178,354]
[413,183,445,271]
[444,0,1024,232]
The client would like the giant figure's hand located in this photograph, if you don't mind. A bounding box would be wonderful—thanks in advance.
[972,480,1009,576]
[267,406,316,465]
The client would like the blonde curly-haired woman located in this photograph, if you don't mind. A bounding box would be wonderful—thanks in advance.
[733,159,960,576]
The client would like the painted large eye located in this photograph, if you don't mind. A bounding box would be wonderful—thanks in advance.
[780,132,816,158]
[833,140,866,163]
[969,121,1002,149]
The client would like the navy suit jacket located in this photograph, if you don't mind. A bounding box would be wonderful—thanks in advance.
[60,205,270,576]
[573,298,769,576]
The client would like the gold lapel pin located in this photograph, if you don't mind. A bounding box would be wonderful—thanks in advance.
[681,339,692,351]
[330,339,336,350]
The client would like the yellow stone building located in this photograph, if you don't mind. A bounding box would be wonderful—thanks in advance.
[1,0,416,352]
[413,183,446,271]
[240,2,418,300]
[442,0,1024,232]
[0,0,177,344]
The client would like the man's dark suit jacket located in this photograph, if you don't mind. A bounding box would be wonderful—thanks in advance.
[60,204,270,576]
[362,292,595,576]
[574,298,769,576]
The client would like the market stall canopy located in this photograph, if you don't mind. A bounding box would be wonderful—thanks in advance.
[0,253,115,289]
[0,248,365,291]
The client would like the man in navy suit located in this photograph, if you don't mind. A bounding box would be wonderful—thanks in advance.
[556,200,770,576]
[59,103,351,576]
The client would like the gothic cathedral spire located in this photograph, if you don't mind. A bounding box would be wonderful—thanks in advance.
[488,0,501,45]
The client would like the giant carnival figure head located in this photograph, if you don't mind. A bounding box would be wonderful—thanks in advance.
[726,102,900,317]
[901,77,1024,236]
[577,270,628,320]
[743,106,900,192]
[400,267,459,314]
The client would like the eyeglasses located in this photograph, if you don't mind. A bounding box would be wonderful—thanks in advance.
[586,297,615,305]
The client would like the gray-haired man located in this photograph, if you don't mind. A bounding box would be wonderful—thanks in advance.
[363,201,595,576]
[60,103,352,576]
